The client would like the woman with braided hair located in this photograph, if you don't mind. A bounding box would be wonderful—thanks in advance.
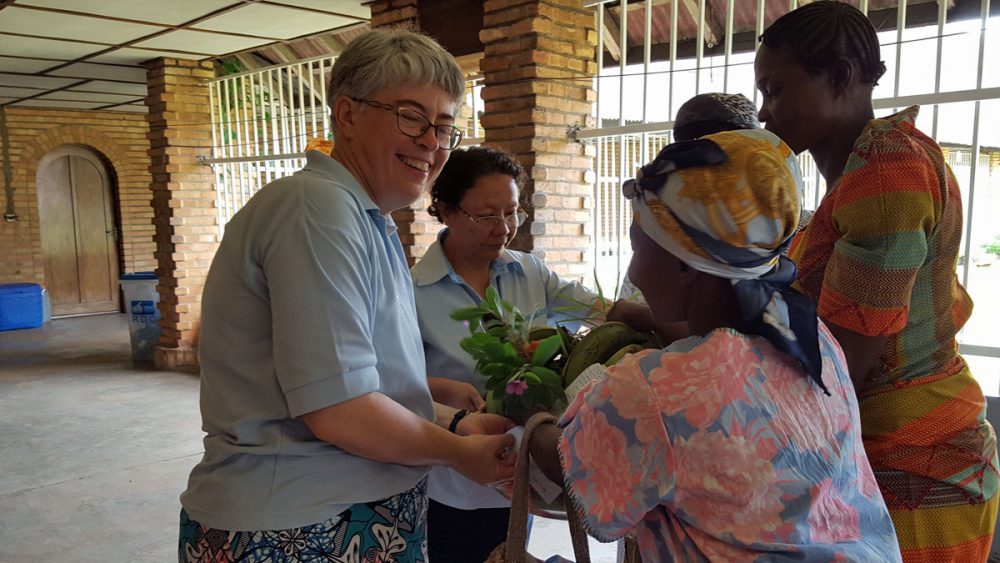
[756,2,999,560]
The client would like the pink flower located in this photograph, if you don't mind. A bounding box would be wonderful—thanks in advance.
[505,380,528,396]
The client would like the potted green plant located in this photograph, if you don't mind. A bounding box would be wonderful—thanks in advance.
[451,287,657,423]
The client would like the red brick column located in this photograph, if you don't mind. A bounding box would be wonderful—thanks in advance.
[368,0,418,28]
[367,0,445,266]
[144,58,219,371]
[480,0,596,281]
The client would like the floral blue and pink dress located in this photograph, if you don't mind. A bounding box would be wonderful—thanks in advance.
[558,324,902,562]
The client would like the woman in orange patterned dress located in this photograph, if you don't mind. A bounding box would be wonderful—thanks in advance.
[755,2,999,561]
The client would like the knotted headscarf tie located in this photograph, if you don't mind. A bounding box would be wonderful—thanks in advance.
[622,129,827,395]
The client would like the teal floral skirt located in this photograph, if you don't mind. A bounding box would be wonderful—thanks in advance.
[178,479,428,562]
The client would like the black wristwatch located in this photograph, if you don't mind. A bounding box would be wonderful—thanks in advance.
[448,409,470,434]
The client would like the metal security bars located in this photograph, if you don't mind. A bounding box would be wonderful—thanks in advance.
[585,0,999,364]
[206,63,484,232]
[207,55,335,231]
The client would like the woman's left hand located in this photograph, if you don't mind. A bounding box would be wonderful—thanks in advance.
[428,377,486,411]
[606,299,654,331]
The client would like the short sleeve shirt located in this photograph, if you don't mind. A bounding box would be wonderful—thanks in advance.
[411,230,598,509]
[180,151,433,531]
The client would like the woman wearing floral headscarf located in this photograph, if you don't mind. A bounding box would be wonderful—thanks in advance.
[529,129,902,561]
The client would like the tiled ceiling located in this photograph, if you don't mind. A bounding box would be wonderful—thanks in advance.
[0,0,370,113]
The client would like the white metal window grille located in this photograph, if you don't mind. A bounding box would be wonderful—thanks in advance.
[585,0,999,367]
[206,62,484,232]
[207,55,335,232]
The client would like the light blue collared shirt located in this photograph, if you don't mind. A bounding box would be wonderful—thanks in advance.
[182,151,433,531]
[411,229,598,510]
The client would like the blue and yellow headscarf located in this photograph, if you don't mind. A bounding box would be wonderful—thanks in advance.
[623,128,827,394]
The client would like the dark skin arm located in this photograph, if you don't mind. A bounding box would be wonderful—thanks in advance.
[528,422,566,487]
[826,322,888,395]
[607,299,690,346]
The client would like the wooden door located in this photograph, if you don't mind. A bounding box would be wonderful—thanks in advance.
[37,146,120,316]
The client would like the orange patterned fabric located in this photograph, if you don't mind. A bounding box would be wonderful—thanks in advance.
[788,106,999,559]
[305,138,334,154]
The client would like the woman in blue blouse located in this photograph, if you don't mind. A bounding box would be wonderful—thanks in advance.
[412,147,627,562]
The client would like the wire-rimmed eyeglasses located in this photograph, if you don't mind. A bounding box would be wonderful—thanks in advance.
[351,98,464,150]
[456,206,527,230]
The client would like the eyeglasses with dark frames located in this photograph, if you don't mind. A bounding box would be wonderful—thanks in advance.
[456,206,527,230]
[351,97,464,150]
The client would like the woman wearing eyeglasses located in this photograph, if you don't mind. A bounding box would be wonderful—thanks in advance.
[409,146,605,562]
[178,30,518,563]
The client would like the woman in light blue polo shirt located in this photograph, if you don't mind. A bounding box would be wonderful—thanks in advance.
[411,147,605,562]
[178,31,517,563]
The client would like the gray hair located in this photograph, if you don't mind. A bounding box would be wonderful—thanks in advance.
[328,29,464,116]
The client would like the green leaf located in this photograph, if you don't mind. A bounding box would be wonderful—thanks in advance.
[470,332,498,345]
[593,269,605,301]
[531,334,563,366]
[532,365,562,387]
[480,362,511,377]
[486,326,508,338]
[500,355,525,368]
[484,378,505,392]
[459,338,483,357]
[485,286,503,314]
[450,306,488,322]
[501,341,519,360]
[523,371,542,385]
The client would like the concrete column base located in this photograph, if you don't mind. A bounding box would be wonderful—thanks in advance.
[154,346,199,374]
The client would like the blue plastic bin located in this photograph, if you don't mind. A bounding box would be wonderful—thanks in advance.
[0,283,44,331]
[119,272,161,361]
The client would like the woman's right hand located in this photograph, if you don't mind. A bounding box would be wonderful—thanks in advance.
[428,376,486,411]
[452,433,517,486]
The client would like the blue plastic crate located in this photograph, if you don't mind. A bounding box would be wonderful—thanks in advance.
[0,283,44,331]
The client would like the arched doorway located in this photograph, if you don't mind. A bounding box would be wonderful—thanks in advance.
[36,146,120,316]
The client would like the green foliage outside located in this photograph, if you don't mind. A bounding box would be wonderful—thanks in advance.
[983,235,1000,258]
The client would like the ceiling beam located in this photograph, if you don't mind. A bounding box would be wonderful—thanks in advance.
[234,53,266,71]
[315,34,346,56]
[602,6,622,62]
[680,0,718,47]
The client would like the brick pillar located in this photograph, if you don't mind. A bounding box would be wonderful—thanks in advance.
[480,0,596,281]
[367,0,445,266]
[368,0,418,28]
[144,58,219,371]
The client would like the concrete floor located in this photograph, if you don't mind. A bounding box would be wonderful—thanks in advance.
[0,314,616,562]
[0,314,202,562]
